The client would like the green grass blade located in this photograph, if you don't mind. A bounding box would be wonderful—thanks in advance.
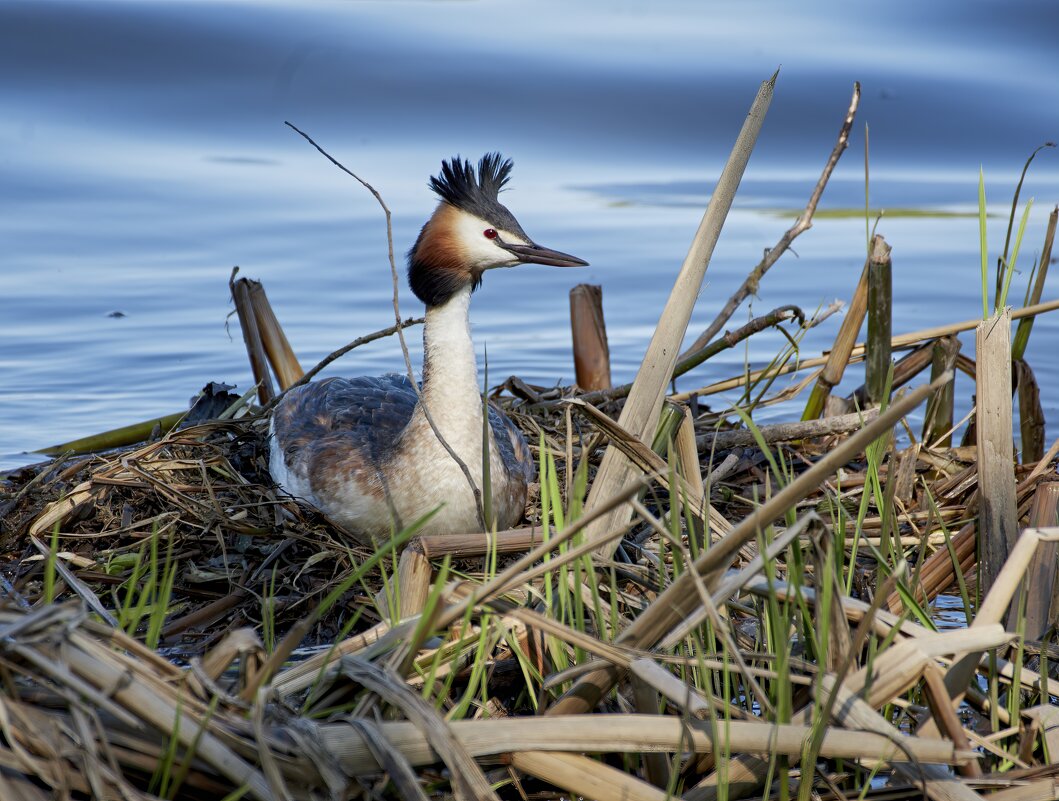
[43,522,60,604]
[998,198,1034,310]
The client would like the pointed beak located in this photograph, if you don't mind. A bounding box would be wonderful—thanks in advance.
[500,241,589,267]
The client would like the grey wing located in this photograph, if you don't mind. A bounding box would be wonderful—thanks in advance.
[488,404,534,482]
[272,374,419,469]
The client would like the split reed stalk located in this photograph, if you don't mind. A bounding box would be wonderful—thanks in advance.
[866,239,893,405]
[802,235,888,419]
[578,71,777,558]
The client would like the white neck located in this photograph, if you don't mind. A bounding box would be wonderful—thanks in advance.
[418,286,483,456]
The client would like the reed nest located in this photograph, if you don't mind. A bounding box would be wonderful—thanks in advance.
[2,391,1059,801]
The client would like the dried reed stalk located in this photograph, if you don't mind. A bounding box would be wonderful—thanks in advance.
[1021,482,1059,639]
[318,713,970,774]
[1015,358,1046,463]
[246,278,304,389]
[510,751,670,801]
[803,235,888,419]
[675,405,704,504]
[578,71,776,558]
[922,662,981,778]
[569,283,611,391]
[696,408,878,450]
[923,336,961,447]
[393,542,432,618]
[866,234,893,404]
[230,272,275,404]
[976,309,1018,593]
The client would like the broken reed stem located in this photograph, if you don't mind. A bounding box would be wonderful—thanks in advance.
[922,336,960,447]
[37,412,186,457]
[245,279,304,390]
[578,70,777,558]
[1015,359,1046,463]
[1022,482,1059,639]
[681,81,860,357]
[866,237,893,405]
[230,271,276,404]
[975,309,1018,595]
[569,283,612,391]
[803,236,887,419]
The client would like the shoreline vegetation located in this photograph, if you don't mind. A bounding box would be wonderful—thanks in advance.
[3,75,1059,800]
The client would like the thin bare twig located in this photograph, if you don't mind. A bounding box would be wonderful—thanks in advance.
[680,81,861,358]
[284,121,486,531]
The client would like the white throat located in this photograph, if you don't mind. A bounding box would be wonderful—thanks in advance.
[418,285,483,456]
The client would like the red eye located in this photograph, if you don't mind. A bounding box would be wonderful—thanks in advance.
[483,228,498,239]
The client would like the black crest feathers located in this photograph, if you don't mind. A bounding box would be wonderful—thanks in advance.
[429,153,515,220]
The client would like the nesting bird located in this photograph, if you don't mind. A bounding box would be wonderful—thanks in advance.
[269,154,587,541]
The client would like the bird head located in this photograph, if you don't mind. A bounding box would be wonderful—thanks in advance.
[407,153,587,307]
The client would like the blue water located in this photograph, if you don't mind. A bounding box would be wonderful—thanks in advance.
[3,0,1059,468]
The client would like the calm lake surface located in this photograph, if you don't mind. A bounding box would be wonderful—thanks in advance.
[3,0,1058,469]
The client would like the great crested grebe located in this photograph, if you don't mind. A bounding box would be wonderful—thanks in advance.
[269,153,588,541]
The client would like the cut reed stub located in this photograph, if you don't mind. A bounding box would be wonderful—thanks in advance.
[975,308,1018,597]
[1021,481,1059,639]
[569,283,611,392]
[231,274,306,400]
[802,235,887,420]
[922,335,960,448]
[1014,358,1045,464]
[230,274,276,404]
[246,278,304,390]
[865,235,893,405]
